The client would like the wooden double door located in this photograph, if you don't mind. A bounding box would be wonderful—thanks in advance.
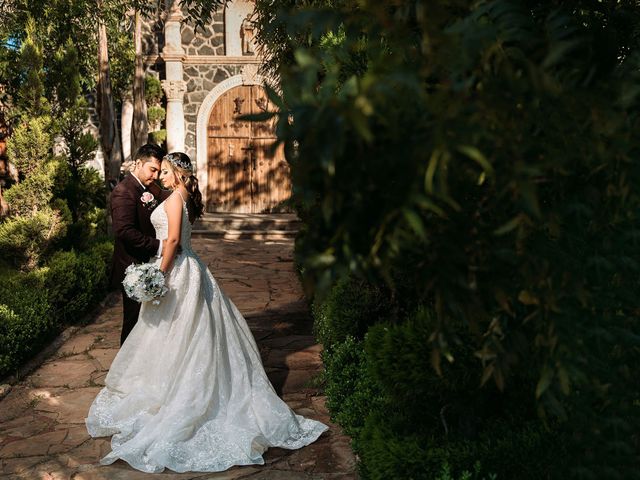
[206,85,291,213]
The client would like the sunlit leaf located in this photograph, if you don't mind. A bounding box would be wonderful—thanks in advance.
[493,215,522,236]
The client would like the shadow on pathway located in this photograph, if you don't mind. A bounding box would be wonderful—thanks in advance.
[0,238,356,480]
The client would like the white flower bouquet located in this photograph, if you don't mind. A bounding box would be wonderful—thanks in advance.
[122,263,168,304]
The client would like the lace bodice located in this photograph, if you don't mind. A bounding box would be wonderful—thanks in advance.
[150,192,193,254]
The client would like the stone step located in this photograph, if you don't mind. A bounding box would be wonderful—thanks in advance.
[191,229,297,240]
[192,213,302,240]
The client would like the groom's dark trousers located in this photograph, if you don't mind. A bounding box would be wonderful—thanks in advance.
[110,174,169,345]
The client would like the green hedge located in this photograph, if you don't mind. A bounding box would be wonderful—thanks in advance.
[0,240,113,378]
[314,278,568,479]
[312,275,393,353]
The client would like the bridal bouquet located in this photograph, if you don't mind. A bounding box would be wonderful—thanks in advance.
[122,263,168,304]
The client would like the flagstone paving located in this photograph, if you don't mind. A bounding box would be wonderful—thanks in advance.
[0,237,356,480]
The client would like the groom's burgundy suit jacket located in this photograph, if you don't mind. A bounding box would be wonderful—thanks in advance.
[109,173,170,290]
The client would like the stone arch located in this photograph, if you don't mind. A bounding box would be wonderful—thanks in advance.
[195,69,268,203]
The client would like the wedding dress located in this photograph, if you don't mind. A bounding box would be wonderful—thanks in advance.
[85,193,328,473]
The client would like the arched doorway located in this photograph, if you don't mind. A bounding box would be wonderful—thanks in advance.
[206,85,291,213]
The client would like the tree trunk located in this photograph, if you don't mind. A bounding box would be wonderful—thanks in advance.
[121,89,134,166]
[131,10,148,155]
[0,185,8,218]
[97,0,123,234]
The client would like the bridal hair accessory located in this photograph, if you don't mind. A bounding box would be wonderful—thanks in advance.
[164,152,193,173]
[123,263,168,305]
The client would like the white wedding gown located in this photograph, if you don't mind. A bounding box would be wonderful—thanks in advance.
[85,194,328,473]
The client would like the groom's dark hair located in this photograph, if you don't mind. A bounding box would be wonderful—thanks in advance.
[134,144,165,164]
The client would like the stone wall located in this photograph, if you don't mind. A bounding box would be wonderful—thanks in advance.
[182,64,243,160]
[142,13,164,58]
[134,2,261,168]
[181,11,225,56]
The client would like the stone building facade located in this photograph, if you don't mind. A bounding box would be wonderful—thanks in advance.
[133,0,291,213]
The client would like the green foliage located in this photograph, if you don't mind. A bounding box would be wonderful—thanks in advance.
[256,0,640,477]
[1,158,75,270]
[89,240,114,267]
[147,105,166,129]
[145,75,163,106]
[365,308,481,408]
[435,463,496,480]
[51,38,81,111]
[108,28,135,103]
[0,306,21,375]
[358,412,557,480]
[43,250,78,311]
[3,157,67,216]
[64,206,108,251]
[3,164,55,216]
[56,99,101,223]
[44,240,113,321]
[312,275,392,353]
[58,101,99,175]
[322,335,383,439]
[14,17,49,118]
[0,240,113,377]
[149,129,167,145]
[6,116,53,177]
[0,269,52,375]
[0,208,67,270]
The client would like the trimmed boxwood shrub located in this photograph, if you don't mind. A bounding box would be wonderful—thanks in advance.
[315,282,557,479]
[0,240,113,378]
[322,335,383,439]
[0,274,52,376]
[312,275,393,353]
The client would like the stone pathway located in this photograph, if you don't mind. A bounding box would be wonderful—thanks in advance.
[0,237,356,479]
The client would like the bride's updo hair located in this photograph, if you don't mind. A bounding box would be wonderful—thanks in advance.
[162,152,204,219]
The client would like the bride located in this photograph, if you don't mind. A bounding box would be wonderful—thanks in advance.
[85,152,328,473]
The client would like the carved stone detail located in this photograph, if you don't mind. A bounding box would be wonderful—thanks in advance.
[161,80,188,101]
[240,13,256,55]
[240,64,261,86]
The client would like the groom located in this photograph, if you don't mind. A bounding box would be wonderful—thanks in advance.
[110,144,170,345]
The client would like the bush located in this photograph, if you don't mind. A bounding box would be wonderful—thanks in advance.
[149,129,166,145]
[55,242,112,322]
[256,0,640,477]
[312,275,393,353]
[0,207,68,270]
[145,75,163,105]
[0,306,21,375]
[0,240,113,378]
[0,271,52,375]
[63,206,108,251]
[5,115,52,176]
[435,463,496,480]
[322,335,383,439]
[89,240,114,267]
[3,162,56,217]
[147,105,166,127]
[43,250,78,320]
[358,412,559,480]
